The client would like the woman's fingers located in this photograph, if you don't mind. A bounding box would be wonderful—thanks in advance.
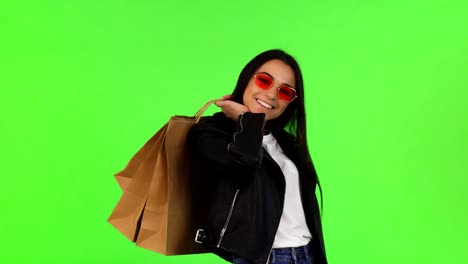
[215,100,225,107]
[220,94,233,100]
[215,94,234,106]
[214,95,249,121]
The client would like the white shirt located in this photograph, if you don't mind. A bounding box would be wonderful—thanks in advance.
[262,133,312,248]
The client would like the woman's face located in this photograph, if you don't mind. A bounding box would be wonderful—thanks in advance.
[242,59,296,121]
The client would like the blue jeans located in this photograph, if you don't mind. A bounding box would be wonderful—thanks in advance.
[233,242,314,264]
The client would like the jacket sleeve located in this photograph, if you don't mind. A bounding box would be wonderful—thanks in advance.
[187,112,265,168]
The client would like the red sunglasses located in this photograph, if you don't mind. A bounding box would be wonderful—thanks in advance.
[253,72,297,102]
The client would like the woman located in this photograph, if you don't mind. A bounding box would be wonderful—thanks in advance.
[187,49,327,264]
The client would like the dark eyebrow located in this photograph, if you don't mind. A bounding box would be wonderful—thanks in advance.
[259,71,274,79]
[259,71,295,88]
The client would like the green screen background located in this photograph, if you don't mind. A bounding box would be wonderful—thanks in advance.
[1,0,467,263]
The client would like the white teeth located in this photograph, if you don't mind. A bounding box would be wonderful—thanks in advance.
[256,99,273,109]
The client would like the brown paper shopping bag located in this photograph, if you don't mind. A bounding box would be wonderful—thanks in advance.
[108,100,216,255]
[114,126,168,191]
[108,124,168,241]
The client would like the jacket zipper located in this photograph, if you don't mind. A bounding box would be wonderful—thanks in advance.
[265,247,273,264]
[264,201,284,264]
[263,202,284,264]
[217,189,240,247]
[227,110,245,151]
[263,151,285,264]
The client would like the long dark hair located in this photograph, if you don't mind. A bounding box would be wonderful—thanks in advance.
[230,49,323,211]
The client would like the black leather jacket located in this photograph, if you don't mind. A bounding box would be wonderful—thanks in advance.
[187,112,327,264]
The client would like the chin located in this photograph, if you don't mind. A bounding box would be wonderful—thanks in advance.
[253,109,270,117]
[249,108,264,114]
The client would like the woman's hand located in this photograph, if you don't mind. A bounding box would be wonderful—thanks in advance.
[215,95,250,121]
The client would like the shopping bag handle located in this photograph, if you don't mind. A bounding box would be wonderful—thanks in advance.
[194,100,220,123]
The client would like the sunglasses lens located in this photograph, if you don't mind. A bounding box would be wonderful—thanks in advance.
[255,73,273,89]
[278,86,296,102]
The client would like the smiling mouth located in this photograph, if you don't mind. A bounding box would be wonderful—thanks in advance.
[256,98,274,109]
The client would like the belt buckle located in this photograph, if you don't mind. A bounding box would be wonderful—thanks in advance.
[194,229,205,244]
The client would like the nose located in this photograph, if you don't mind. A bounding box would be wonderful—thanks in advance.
[264,85,278,100]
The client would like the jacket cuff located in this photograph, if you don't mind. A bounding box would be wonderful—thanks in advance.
[227,112,265,165]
